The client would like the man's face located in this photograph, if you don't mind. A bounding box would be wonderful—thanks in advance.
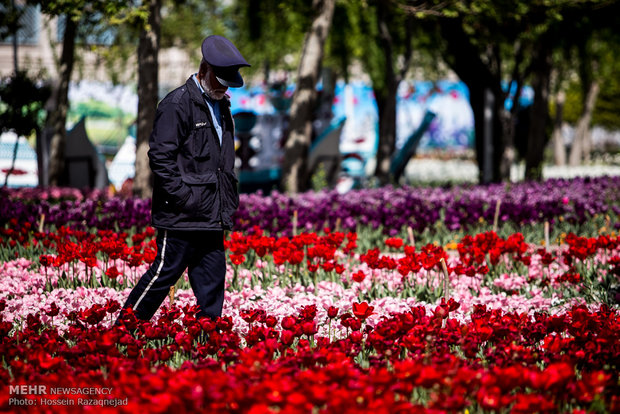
[200,66,228,100]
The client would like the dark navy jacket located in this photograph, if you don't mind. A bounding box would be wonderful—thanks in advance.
[148,77,239,231]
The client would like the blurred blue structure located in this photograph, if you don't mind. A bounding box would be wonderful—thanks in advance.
[390,110,437,182]
[226,79,483,190]
[100,78,534,192]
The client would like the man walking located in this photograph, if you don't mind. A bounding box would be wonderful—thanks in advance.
[118,35,250,323]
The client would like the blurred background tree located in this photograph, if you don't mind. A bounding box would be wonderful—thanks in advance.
[343,0,416,186]
[562,25,620,165]
[0,1,50,186]
[27,0,145,187]
[280,0,336,193]
[1,0,23,73]
[387,0,620,182]
[134,0,160,199]
[14,0,620,192]
[0,71,51,187]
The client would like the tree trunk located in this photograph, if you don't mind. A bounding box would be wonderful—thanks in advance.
[372,1,400,186]
[568,80,599,166]
[469,86,486,182]
[281,0,335,194]
[47,16,77,187]
[491,89,506,183]
[500,44,525,180]
[133,0,161,199]
[551,90,566,166]
[373,83,398,185]
[499,106,516,180]
[582,127,593,164]
[4,134,20,187]
[524,41,552,181]
[11,0,18,73]
[441,20,504,183]
[5,0,20,187]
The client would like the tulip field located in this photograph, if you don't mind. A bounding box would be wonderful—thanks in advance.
[1,176,619,413]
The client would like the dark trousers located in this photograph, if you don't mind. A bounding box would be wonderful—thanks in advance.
[119,229,226,321]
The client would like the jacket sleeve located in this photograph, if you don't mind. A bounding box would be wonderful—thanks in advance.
[148,100,192,209]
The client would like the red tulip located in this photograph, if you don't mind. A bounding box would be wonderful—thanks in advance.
[351,270,366,283]
[385,237,403,249]
[301,321,317,336]
[105,266,121,279]
[230,254,246,265]
[281,316,297,330]
[280,330,294,346]
[352,302,374,320]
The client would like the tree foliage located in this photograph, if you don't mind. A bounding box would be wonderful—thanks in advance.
[593,53,620,131]
[393,0,619,181]
[230,0,314,81]
[28,0,145,187]
[0,0,24,43]
[17,0,620,188]
[160,0,315,82]
[562,27,620,131]
[161,0,225,57]
[0,71,51,136]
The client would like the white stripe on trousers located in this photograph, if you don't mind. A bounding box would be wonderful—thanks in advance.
[133,229,168,312]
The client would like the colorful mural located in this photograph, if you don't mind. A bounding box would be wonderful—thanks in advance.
[67,78,499,189]
[228,79,478,156]
[67,81,137,153]
[394,80,474,151]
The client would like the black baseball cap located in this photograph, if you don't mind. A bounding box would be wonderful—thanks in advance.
[201,35,250,88]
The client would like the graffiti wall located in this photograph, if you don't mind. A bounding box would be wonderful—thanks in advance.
[67,81,137,154]
[229,79,477,154]
[65,78,482,188]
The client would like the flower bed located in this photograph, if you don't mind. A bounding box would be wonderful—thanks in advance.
[2,175,619,239]
[0,178,619,412]
[235,176,620,236]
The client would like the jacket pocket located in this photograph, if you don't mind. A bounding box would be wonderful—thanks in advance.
[181,172,218,216]
[190,124,213,161]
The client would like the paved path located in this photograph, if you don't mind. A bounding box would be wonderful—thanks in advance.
[403,159,620,183]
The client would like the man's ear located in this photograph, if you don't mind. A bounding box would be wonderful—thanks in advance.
[198,59,210,79]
